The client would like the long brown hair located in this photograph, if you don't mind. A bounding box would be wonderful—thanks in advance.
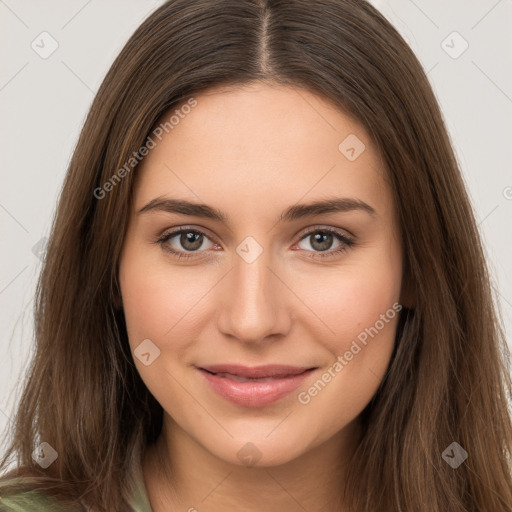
[1,1,511,510]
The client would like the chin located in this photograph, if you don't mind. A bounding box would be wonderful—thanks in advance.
[199,430,314,468]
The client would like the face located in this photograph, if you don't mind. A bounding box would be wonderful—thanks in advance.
[119,82,403,467]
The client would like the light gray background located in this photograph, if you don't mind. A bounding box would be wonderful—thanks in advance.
[1,0,511,462]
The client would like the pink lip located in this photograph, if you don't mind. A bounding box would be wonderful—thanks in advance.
[197,364,317,408]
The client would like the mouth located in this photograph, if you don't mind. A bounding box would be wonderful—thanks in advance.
[196,364,318,408]
[199,364,315,379]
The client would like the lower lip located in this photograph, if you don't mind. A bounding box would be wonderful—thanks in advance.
[198,368,315,408]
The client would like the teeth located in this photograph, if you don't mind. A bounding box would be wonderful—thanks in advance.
[215,372,283,382]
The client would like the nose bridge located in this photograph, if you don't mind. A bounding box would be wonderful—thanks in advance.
[216,236,289,343]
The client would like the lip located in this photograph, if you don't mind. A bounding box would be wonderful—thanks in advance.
[197,364,317,408]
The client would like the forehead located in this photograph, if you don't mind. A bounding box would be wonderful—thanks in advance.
[134,83,390,216]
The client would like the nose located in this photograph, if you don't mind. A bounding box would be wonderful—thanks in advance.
[216,244,292,345]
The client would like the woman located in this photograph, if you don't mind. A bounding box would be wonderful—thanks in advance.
[1,0,511,511]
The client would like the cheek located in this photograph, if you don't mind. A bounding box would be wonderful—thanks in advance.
[296,251,401,352]
[119,265,168,346]
[292,251,402,426]
[335,273,399,345]
[118,248,208,415]
[306,275,399,395]
[119,244,210,347]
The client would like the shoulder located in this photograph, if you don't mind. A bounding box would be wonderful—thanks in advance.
[0,476,85,512]
[0,488,67,511]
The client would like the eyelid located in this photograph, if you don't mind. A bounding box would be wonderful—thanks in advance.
[294,224,355,242]
[157,225,220,245]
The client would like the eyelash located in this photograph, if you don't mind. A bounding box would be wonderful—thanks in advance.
[154,226,355,261]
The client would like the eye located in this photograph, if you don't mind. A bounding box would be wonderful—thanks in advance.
[155,226,355,261]
[294,227,355,259]
[156,227,218,260]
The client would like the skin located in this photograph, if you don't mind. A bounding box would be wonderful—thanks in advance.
[118,81,403,511]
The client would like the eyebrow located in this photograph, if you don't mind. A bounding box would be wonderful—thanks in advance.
[137,196,376,223]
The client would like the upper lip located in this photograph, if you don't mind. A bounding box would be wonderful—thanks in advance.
[198,364,316,379]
